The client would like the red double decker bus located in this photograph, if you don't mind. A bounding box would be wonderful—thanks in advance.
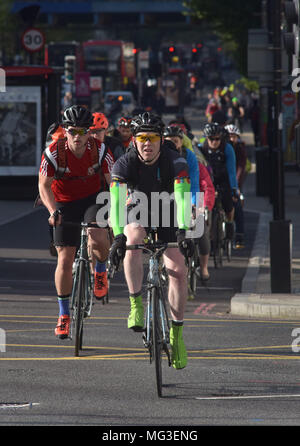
[81,40,136,91]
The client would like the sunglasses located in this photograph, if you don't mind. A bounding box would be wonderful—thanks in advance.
[208,137,221,141]
[66,128,90,136]
[135,134,161,143]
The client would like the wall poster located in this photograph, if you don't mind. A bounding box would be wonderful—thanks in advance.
[0,86,41,175]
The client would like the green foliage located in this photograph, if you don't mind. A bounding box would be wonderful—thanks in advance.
[235,76,259,93]
[184,0,262,74]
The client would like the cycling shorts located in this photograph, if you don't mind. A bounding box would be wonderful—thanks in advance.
[217,183,234,214]
[53,193,108,247]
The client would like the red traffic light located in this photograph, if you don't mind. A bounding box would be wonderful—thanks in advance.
[192,48,197,53]
[169,46,175,52]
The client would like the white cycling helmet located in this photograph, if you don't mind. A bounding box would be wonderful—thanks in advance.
[225,124,240,135]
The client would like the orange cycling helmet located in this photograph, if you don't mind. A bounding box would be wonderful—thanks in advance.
[90,112,109,130]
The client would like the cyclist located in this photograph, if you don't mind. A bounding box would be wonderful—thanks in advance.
[224,124,247,248]
[227,97,245,133]
[200,122,238,240]
[90,112,125,161]
[108,112,194,369]
[39,105,114,339]
[117,116,133,149]
[164,125,215,283]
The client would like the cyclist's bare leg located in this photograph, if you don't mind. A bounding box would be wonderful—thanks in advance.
[55,246,77,295]
[88,227,111,266]
[163,248,187,321]
[200,254,209,278]
[123,223,146,293]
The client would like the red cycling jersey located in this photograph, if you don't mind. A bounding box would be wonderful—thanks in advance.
[39,138,114,202]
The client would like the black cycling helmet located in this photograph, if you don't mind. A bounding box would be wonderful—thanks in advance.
[164,125,184,139]
[130,112,165,136]
[62,105,93,128]
[203,122,222,138]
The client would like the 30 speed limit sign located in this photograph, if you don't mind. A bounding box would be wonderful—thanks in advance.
[22,28,45,52]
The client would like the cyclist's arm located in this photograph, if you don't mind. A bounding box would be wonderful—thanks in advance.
[186,148,200,206]
[104,173,111,186]
[174,176,191,230]
[38,173,56,216]
[225,143,238,191]
[109,177,127,236]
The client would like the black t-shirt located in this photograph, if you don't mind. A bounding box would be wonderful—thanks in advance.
[111,147,189,226]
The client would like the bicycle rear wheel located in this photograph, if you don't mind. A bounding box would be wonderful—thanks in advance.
[74,260,85,357]
[151,287,163,397]
[212,212,223,268]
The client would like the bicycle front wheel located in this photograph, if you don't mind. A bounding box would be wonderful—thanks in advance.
[74,260,85,357]
[151,287,163,397]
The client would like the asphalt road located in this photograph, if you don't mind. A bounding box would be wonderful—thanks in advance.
[1,209,300,430]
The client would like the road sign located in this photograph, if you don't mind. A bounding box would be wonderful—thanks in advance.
[282,91,297,106]
[21,28,45,53]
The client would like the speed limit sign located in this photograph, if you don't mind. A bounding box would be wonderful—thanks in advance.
[22,28,45,52]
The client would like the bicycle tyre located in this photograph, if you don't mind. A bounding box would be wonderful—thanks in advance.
[212,212,223,268]
[74,260,85,357]
[151,287,163,397]
[226,238,232,262]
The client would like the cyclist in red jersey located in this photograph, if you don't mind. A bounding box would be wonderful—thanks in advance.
[39,105,114,339]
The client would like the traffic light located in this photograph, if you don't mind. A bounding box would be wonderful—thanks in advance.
[64,55,76,83]
[191,47,198,63]
[283,0,300,61]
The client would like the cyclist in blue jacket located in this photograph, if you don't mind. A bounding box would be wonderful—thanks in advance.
[199,122,239,239]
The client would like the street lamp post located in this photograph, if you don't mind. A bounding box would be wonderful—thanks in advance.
[269,0,293,293]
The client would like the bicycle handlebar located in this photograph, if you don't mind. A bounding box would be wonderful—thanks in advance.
[60,221,101,229]
[126,242,178,251]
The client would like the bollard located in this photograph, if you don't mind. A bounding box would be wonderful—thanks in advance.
[269,220,293,293]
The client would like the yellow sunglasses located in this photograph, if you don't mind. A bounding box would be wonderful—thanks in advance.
[135,133,161,143]
[66,128,90,136]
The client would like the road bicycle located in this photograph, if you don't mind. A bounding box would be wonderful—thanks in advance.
[187,208,208,299]
[65,221,109,356]
[210,189,232,268]
[108,229,177,398]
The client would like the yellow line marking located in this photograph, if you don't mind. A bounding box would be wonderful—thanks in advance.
[1,315,300,325]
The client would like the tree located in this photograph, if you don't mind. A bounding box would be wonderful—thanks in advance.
[0,0,18,64]
[184,0,262,74]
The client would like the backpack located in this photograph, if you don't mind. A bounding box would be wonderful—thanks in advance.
[44,136,103,180]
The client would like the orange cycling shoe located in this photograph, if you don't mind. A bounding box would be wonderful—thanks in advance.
[55,315,70,339]
[94,270,108,300]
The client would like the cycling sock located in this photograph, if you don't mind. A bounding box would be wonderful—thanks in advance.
[129,291,142,299]
[95,260,106,274]
[172,320,184,326]
[58,295,70,316]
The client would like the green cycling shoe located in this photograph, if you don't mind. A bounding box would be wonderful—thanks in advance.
[170,323,188,369]
[128,296,144,332]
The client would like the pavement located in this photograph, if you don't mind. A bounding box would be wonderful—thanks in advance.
[1,128,300,320]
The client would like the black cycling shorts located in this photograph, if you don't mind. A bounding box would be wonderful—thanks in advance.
[218,183,234,214]
[146,226,177,244]
[54,193,108,247]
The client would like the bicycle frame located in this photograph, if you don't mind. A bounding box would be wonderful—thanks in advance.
[143,246,171,362]
[70,225,93,321]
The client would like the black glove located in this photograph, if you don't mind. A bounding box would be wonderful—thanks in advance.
[109,234,127,270]
[232,188,240,199]
[176,229,194,260]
